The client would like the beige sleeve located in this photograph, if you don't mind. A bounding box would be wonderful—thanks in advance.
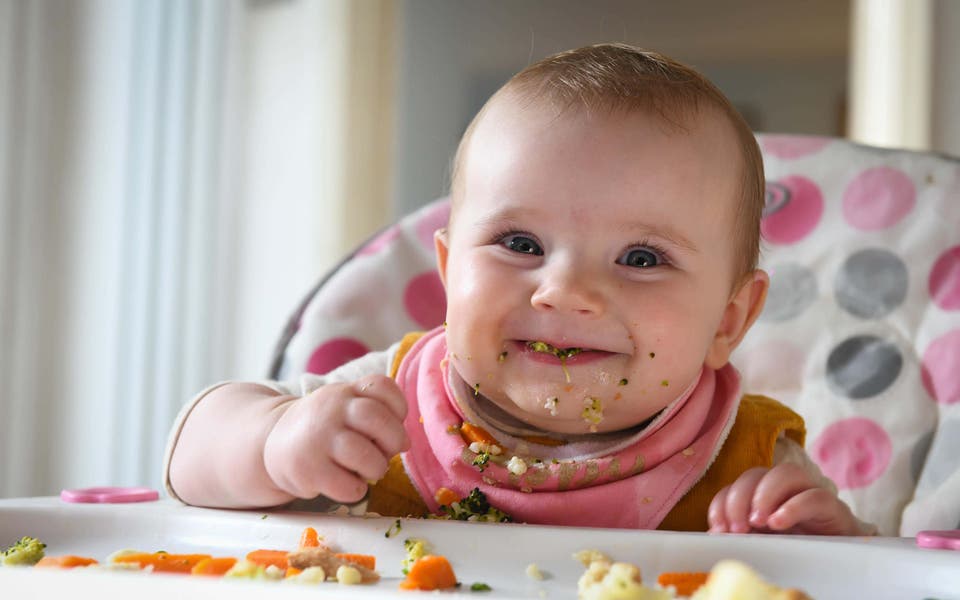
[162,343,399,502]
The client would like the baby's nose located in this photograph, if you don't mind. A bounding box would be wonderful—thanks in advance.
[530,263,604,316]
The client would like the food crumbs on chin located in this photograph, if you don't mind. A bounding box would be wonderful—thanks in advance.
[474,383,481,396]
[581,397,604,431]
[613,393,622,401]
[446,424,460,434]
[642,497,653,504]
[661,380,669,387]
[498,351,508,362]
[419,416,424,423]
[682,447,695,457]
[544,397,559,417]
[618,378,628,386]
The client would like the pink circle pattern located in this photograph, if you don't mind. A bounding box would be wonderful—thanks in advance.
[307,337,370,375]
[761,175,824,245]
[842,167,916,231]
[921,329,960,405]
[811,417,892,489]
[761,135,831,160]
[929,245,960,311]
[404,271,447,329]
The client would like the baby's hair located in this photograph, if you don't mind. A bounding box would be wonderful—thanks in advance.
[450,43,765,284]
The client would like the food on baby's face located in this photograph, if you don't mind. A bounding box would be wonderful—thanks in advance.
[527,340,584,383]
[581,396,605,429]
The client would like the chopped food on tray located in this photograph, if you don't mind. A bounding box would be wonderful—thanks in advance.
[0,527,381,587]
[574,550,811,599]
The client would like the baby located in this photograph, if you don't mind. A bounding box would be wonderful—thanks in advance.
[166,44,873,535]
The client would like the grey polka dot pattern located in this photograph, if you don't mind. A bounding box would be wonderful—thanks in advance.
[834,248,908,319]
[761,263,818,322]
[917,420,960,491]
[911,430,935,483]
[826,335,903,399]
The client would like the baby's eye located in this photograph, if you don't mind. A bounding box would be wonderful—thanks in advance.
[501,234,543,256]
[617,247,661,268]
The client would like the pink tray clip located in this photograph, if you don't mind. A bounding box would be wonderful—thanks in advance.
[915,530,960,551]
[60,486,159,504]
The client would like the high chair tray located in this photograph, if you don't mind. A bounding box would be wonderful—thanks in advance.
[0,497,957,599]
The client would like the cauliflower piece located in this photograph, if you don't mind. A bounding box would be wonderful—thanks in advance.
[1,536,46,566]
[223,559,283,580]
[689,561,810,600]
[402,538,429,575]
[286,566,326,584]
[336,564,362,585]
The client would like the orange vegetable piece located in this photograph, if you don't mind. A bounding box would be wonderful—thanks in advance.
[285,567,303,578]
[299,526,321,548]
[35,555,99,568]
[245,549,289,570]
[191,557,237,576]
[334,553,376,571]
[434,487,459,507]
[113,552,212,573]
[460,422,497,446]
[399,555,457,591]
[657,571,709,596]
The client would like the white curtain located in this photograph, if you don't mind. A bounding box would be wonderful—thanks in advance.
[0,0,394,498]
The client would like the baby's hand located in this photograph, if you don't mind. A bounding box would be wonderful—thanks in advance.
[262,374,409,504]
[707,464,866,536]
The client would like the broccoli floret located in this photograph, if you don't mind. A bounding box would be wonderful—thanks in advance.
[2,536,46,566]
[459,488,491,514]
[436,488,512,523]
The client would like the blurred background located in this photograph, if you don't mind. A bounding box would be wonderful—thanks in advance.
[0,0,957,498]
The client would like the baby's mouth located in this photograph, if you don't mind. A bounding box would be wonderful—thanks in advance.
[525,341,584,360]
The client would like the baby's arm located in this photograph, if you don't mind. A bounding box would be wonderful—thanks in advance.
[167,359,409,509]
[707,438,877,536]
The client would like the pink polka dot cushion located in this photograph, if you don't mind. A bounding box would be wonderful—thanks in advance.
[270,134,960,536]
[733,134,960,536]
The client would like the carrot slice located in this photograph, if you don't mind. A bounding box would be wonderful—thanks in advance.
[399,555,457,591]
[460,422,498,446]
[191,557,237,576]
[334,553,376,571]
[299,526,321,549]
[434,487,459,507]
[285,566,303,578]
[113,552,212,573]
[35,555,99,568]
[245,549,289,570]
[657,571,709,596]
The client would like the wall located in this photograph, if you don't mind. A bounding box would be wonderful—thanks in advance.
[391,0,851,217]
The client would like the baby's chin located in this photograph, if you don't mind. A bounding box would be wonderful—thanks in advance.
[497,385,656,435]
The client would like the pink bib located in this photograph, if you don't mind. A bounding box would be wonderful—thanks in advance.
[397,327,741,529]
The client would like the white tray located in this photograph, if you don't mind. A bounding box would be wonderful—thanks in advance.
[1,497,958,599]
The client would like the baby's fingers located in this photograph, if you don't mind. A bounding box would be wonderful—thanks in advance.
[765,488,859,535]
[748,463,820,529]
[344,395,409,456]
[709,467,767,533]
[330,429,391,488]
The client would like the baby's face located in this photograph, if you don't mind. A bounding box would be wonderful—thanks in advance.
[437,98,746,434]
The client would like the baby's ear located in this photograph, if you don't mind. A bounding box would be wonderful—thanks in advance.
[434,228,450,288]
[705,269,769,370]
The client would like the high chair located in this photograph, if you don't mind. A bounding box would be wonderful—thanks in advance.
[268,134,960,537]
